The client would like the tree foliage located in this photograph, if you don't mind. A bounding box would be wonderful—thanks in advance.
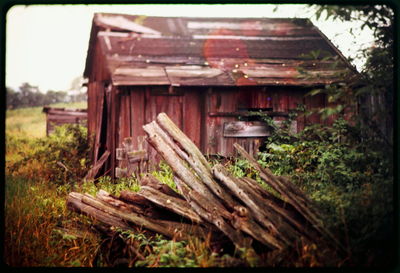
[231,5,396,267]
[6,82,87,109]
[6,83,68,109]
[310,4,394,148]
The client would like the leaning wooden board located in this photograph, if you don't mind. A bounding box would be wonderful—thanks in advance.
[70,112,344,257]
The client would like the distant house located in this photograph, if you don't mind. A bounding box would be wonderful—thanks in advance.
[42,106,87,136]
[83,13,356,178]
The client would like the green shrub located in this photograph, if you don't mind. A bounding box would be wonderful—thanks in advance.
[6,124,91,185]
[230,116,393,266]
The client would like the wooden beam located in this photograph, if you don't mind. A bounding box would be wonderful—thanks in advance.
[137,186,203,224]
[85,150,110,180]
[127,150,148,164]
[223,121,271,137]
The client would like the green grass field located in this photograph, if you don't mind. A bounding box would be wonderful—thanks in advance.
[6,101,87,138]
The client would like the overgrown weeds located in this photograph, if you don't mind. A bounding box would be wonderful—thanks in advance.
[5,105,394,267]
[232,113,394,267]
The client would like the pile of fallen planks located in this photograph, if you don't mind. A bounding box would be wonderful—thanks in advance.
[67,112,344,254]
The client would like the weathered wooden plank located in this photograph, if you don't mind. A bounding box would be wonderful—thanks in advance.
[140,174,183,200]
[85,150,110,180]
[149,117,237,209]
[96,189,146,215]
[143,121,223,206]
[122,137,135,153]
[130,87,146,147]
[233,143,347,253]
[156,112,211,173]
[116,147,126,161]
[118,89,130,147]
[48,117,85,123]
[110,86,118,179]
[80,192,207,240]
[46,110,87,117]
[67,192,133,230]
[212,164,296,246]
[119,190,153,207]
[173,176,253,250]
[223,121,271,137]
[238,176,317,240]
[127,150,148,164]
[231,210,284,250]
[94,87,105,162]
[286,88,306,132]
[137,186,203,224]
[183,89,202,148]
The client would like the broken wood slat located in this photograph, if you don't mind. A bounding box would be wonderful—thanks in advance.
[140,174,184,200]
[239,177,313,239]
[93,91,105,163]
[85,150,111,180]
[143,121,223,207]
[116,148,126,161]
[233,143,346,253]
[212,164,301,246]
[97,189,175,221]
[127,150,148,164]
[145,119,237,209]
[96,190,147,215]
[156,112,211,173]
[122,137,135,152]
[223,121,271,137]
[67,192,132,230]
[46,110,88,117]
[119,190,153,207]
[235,143,323,225]
[48,117,86,123]
[233,143,320,222]
[231,211,284,250]
[137,186,203,224]
[173,176,253,250]
[117,137,149,178]
[78,192,207,241]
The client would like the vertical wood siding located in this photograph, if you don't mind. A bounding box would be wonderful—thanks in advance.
[88,83,331,177]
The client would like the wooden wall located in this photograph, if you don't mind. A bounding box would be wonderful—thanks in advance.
[114,86,203,166]
[88,83,330,178]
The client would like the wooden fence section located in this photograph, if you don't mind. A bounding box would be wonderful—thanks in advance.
[115,136,149,178]
[42,106,87,136]
[69,113,345,257]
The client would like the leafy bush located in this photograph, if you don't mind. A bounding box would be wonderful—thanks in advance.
[231,114,393,266]
[7,124,91,185]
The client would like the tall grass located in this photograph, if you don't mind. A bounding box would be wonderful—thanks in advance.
[4,102,104,267]
[4,176,101,266]
[4,104,223,267]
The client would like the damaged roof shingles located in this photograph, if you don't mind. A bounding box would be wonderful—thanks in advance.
[86,13,355,87]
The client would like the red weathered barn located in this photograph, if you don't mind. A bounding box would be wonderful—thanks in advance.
[83,13,356,178]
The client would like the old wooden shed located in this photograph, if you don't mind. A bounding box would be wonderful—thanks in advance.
[42,106,87,136]
[83,13,355,178]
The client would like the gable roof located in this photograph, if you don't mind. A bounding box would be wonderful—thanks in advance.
[84,13,356,87]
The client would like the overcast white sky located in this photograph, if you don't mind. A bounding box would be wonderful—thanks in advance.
[5,4,375,92]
